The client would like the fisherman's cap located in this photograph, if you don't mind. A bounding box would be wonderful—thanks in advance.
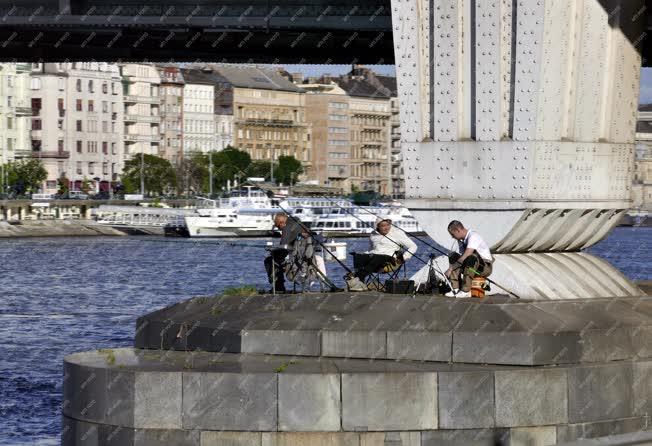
[375,215,392,227]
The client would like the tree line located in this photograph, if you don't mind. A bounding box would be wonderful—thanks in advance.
[0,146,304,198]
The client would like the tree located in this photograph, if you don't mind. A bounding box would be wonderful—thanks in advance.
[80,177,93,194]
[121,154,177,196]
[6,158,47,194]
[208,146,252,189]
[176,153,208,197]
[57,173,70,196]
[274,155,304,185]
[246,160,272,180]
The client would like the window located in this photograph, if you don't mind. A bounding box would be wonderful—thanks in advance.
[102,121,108,133]
[102,82,108,94]
[76,120,82,132]
[58,78,65,91]
[31,139,42,151]
[6,117,12,130]
[30,78,41,90]
[102,142,108,154]
[76,162,82,175]
[102,101,108,113]
[58,120,64,130]
[7,96,12,107]
[111,82,117,95]
[77,141,82,153]
[32,119,42,130]
[7,76,13,87]
[76,79,82,92]
[58,98,64,112]
[31,98,41,116]
[88,162,94,175]
[103,162,108,175]
[88,80,94,93]
[88,100,94,112]
[111,142,116,155]
[76,99,82,111]
[58,140,64,151]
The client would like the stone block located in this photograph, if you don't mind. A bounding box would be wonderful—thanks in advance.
[421,429,509,446]
[632,326,652,358]
[580,328,634,362]
[556,417,647,443]
[182,373,277,430]
[200,431,262,446]
[242,330,321,356]
[633,361,652,416]
[261,433,359,446]
[509,426,556,446]
[453,332,534,365]
[105,369,135,427]
[278,373,340,431]
[64,362,109,423]
[62,416,100,446]
[322,331,386,359]
[101,424,135,446]
[134,372,182,428]
[133,429,199,446]
[495,369,568,427]
[567,363,633,423]
[359,432,421,446]
[438,371,495,429]
[341,372,437,431]
[386,331,451,362]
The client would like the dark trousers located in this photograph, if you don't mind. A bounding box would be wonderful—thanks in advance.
[448,251,493,292]
[264,248,288,292]
[353,253,395,281]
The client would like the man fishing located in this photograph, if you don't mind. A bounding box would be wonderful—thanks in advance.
[264,213,303,293]
[445,220,493,297]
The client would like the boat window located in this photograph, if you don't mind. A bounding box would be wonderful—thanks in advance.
[345,222,351,228]
[326,222,334,228]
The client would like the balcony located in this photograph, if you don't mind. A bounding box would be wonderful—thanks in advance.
[15,106,32,116]
[59,109,66,118]
[125,115,160,123]
[32,151,70,159]
[124,95,160,104]
[124,134,160,143]
[239,118,296,127]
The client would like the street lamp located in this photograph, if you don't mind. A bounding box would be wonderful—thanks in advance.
[269,144,275,184]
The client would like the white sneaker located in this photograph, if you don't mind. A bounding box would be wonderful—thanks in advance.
[444,291,457,297]
[346,277,367,292]
[445,290,471,298]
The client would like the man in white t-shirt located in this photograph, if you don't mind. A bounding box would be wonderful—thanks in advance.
[444,220,494,295]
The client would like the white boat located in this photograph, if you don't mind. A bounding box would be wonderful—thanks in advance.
[311,204,424,236]
[281,197,354,227]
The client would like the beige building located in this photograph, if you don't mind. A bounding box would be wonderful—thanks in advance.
[303,82,351,191]
[181,68,216,155]
[157,66,184,164]
[634,108,652,211]
[210,65,312,180]
[121,64,161,159]
[0,63,31,186]
[29,62,123,193]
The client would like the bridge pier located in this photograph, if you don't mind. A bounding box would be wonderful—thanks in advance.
[392,0,647,299]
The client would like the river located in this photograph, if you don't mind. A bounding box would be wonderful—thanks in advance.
[0,227,650,445]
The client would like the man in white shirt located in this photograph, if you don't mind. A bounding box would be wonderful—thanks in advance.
[346,216,418,292]
[445,220,493,296]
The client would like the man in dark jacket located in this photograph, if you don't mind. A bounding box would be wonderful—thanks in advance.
[264,213,303,293]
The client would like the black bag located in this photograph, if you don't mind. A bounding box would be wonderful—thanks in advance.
[384,279,415,294]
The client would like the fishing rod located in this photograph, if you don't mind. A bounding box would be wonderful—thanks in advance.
[281,191,522,299]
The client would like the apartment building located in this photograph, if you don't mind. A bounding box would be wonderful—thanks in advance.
[303,82,351,191]
[29,62,123,193]
[0,63,31,171]
[157,66,184,164]
[121,64,160,159]
[180,68,215,154]
[635,108,652,210]
[211,65,312,178]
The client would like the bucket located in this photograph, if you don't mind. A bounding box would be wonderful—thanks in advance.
[471,277,486,298]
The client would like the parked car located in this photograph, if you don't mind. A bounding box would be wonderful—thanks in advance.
[90,191,111,200]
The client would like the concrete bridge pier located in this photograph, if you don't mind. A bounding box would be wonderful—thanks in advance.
[391,0,647,299]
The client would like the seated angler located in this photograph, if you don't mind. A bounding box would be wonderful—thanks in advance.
[264,213,302,293]
[346,216,418,292]
[445,220,494,297]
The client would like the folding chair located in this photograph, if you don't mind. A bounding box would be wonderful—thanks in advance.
[351,251,408,292]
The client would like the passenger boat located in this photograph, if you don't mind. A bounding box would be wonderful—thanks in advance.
[311,204,424,237]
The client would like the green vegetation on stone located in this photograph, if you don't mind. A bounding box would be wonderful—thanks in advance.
[223,285,258,297]
[98,348,116,365]
[274,360,298,373]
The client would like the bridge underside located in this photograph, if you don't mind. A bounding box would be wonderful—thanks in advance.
[1,0,652,63]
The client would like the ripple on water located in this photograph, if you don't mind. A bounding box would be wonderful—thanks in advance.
[0,229,649,444]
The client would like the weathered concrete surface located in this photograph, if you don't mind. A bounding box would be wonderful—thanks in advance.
[135,293,652,366]
[0,220,124,237]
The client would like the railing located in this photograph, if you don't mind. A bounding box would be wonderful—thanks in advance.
[241,118,296,127]
[124,95,160,104]
[125,115,160,123]
[32,151,70,159]
[124,134,160,142]
[15,106,31,116]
